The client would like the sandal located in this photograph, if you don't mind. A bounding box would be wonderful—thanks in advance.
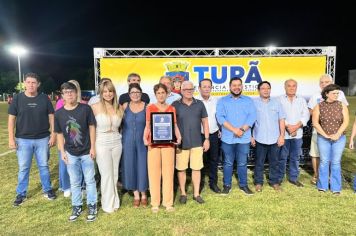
[311,177,317,185]
[166,206,175,212]
[141,198,148,208]
[133,199,140,208]
[151,207,159,213]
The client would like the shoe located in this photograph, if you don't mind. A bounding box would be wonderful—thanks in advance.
[69,205,83,222]
[318,189,326,192]
[332,191,341,196]
[239,186,254,195]
[179,195,187,204]
[209,184,221,193]
[13,195,26,207]
[193,195,205,204]
[133,199,140,208]
[44,189,57,200]
[87,203,97,222]
[255,184,262,192]
[288,180,304,187]
[272,184,281,191]
[140,198,148,208]
[63,190,71,198]
[221,185,231,195]
[311,176,317,185]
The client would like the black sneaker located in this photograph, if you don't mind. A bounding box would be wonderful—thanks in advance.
[13,195,26,207]
[209,184,221,193]
[87,203,97,222]
[221,185,231,195]
[288,180,304,187]
[44,189,57,200]
[239,186,254,195]
[69,206,83,222]
[193,195,205,204]
[179,195,187,204]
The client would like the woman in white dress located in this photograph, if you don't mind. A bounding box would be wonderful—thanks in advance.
[91,80,123,213]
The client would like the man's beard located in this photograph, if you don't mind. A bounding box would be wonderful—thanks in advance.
[230,90,242,97]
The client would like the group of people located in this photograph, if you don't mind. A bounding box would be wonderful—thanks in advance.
[8,72,356,222]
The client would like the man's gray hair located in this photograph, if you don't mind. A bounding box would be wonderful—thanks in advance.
[181,80,194,89]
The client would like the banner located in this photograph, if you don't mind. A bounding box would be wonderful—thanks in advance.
[100,56,326,99]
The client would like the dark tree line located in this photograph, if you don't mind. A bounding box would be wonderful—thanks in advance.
[0,68,95,94]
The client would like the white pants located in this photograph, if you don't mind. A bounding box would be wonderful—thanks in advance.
[96,132,122,213]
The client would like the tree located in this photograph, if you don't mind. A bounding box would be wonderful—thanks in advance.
[15,82,25,92]
[0,71,18,93]
[69,67,95,90]
[41,76,57,94]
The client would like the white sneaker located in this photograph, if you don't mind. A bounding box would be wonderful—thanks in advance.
[64,190,71,198]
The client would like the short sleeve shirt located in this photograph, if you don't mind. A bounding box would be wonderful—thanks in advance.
[172,98,208,149]
[54,103,96,156]
[8,92,54,139]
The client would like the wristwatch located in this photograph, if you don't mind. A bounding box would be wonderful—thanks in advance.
[240,127,246,133]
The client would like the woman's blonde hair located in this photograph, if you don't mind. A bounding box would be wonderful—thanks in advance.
[99,80,123,118]
[68,80,82,102]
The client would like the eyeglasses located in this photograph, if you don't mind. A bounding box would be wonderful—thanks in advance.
[62,90,75,95]
[182,88,194,92]
[129,91,142,95]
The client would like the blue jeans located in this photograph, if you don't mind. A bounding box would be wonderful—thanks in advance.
[221,142,249,188]
[254,142,280,185]
[16,137,52,196]
[317,135,346,192]
[278,138,302,182]
[66,152,97,206]
[58,150,71,192]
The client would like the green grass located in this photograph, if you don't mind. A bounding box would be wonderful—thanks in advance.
[0,99,356,235]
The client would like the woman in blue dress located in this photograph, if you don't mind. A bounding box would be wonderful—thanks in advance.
[121,83,148,208]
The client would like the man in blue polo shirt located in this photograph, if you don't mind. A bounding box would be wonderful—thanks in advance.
[216,77,256,195]
[251,81,286,192]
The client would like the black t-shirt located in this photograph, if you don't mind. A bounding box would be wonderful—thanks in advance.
[54,103,96,156]
[8,92,54,139]
[118,92,150,105]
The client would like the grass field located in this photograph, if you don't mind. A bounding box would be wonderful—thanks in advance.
[0,99,356,235]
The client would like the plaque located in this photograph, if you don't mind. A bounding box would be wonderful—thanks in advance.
[150,112,176,144]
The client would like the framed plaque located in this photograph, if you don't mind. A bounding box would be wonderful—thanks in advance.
[150,112,176,144]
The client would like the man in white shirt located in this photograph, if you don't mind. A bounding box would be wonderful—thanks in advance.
[196,78,221,193]
[307,74,348,184]
[279,79,310,187]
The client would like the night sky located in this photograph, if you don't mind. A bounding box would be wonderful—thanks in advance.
[0,1,355,87]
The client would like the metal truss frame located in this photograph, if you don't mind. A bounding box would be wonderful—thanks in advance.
[93,47,336,90]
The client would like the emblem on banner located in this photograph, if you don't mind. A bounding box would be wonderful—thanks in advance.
[164,61,190,94]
